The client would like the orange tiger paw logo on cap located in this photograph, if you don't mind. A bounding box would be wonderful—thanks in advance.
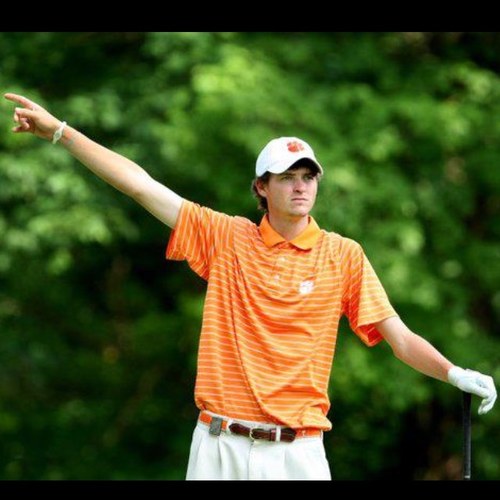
[287,141,305,153]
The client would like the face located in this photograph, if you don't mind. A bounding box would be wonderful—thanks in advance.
[257,166,319,219]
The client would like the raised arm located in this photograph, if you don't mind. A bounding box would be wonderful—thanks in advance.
[4,93,184,228]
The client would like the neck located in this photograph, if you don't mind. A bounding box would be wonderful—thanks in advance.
[267,212,310,241]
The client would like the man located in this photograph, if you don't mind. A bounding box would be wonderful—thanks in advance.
[4,92,497,480]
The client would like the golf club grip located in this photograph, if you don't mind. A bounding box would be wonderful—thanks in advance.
[463,391,472,480]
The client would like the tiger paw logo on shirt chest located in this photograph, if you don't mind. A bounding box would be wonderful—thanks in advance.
[299,280,315,295]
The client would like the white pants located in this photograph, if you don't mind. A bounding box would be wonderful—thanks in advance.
[186,412,331,480]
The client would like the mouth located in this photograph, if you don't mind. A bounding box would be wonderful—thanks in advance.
[291,198,308,202]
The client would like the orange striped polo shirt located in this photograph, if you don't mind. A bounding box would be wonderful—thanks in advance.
[166,200,397,430]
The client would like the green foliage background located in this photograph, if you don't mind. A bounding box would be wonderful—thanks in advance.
[0,32,499,480]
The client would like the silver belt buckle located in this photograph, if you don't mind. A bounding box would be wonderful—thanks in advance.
[209,416,223,436]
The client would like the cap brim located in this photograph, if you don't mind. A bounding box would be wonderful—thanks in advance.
[266,157,323,175]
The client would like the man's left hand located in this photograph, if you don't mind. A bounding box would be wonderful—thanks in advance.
[448,366,497,414]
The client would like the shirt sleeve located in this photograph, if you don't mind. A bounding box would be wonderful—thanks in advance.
[341,238,398,346]
[165,200,234,281]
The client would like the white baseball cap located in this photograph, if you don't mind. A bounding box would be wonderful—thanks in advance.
[255,137,323,177]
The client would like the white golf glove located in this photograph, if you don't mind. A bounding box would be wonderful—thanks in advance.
[448,366,497,415]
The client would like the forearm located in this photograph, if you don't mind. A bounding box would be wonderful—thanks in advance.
[378,316,497,414]
[377,316,453,382]
[60,125,151,198]
[57,124,182,227]
[393,330,453,382]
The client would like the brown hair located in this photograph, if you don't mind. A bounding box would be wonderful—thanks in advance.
[251,172,271,212]
[251,160,322,212]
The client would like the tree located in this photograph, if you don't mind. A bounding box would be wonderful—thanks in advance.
[1,32,498,479]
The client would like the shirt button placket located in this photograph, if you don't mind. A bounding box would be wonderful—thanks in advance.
[274,249,286,285]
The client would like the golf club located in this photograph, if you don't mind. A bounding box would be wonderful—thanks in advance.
[463,391,472,480]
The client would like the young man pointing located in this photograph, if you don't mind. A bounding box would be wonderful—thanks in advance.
[4,93,496,480]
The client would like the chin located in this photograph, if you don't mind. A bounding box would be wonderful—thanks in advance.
[296,203,313,213]
[289,209,310,218]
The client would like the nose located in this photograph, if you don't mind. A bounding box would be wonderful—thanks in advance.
[293,178,306,192]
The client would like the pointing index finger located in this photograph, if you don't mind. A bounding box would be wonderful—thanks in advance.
[4,93,37,109]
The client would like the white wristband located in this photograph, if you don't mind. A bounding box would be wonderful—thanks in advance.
[52,121,67,144]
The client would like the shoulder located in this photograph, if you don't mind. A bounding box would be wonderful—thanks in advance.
[180,201,257,233]
[179,200,238,225]
[321,229,363,259]
[234,214,257,227]
[233,215,259,237]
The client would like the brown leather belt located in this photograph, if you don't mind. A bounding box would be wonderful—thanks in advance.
[199,411,322,443]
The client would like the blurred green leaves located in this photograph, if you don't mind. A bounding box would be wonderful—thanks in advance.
[0,32,499,480]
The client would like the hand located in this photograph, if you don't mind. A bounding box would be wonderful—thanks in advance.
[448,366,497,415]
[4,93,62,142]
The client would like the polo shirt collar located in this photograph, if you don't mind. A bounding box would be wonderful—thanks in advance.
[259,215,321,250]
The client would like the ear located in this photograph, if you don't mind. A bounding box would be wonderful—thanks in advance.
[255,178,268,198]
